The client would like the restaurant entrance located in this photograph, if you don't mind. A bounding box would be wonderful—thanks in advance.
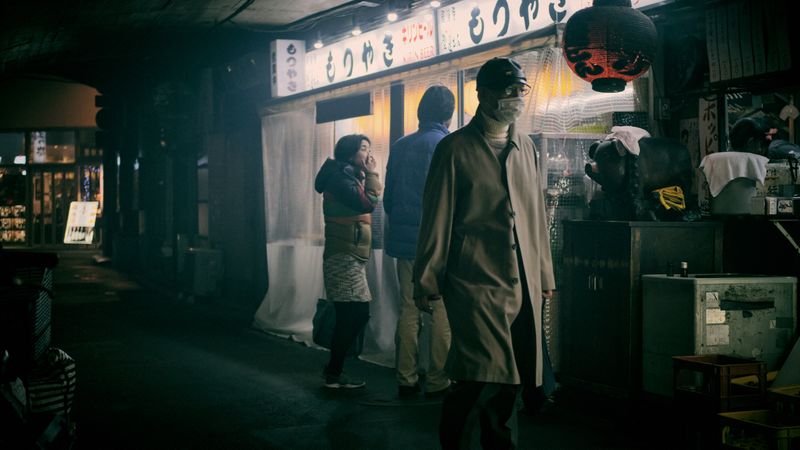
[30,166,77,245]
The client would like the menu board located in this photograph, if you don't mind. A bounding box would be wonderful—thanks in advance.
[64,201,99,244]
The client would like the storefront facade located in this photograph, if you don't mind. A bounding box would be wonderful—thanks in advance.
[253,0,662,367]
[0,77,103,248]
[0,129,103,247]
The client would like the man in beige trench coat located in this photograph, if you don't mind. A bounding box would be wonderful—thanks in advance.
[413,57,555,449]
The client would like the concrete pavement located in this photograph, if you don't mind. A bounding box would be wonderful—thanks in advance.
[36,249,682,450]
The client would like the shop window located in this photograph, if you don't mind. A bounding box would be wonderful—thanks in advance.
[30,169,77,245]
[725,91,797,151]
[0,167,27,243]
[79,165,103,206]
[401,73,459,135]
[29,130,76,164]
[0,132,26,165]
[77,129,103,160]
[332,87,391,180]
[331,86,391,249]
[463,67,480,126]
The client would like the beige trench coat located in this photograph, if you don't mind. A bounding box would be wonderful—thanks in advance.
[413,116,556,386]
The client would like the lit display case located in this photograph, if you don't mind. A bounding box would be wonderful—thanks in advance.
[0,167,27,244]
[0,204,26,243]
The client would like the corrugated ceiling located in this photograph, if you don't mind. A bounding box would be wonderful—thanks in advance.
[0,0,358,81]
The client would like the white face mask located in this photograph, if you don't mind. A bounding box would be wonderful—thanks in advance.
[493,97,525,124]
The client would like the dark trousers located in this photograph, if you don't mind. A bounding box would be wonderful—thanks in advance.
[439,381,521,450]
[439,290,532,450]
[326,301,370,375]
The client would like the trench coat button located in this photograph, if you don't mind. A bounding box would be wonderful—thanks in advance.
[511,277,519,285]
[511,243,517,250]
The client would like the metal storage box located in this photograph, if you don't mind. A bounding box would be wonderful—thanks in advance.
[711,178,757,215]
[561,221,722,398]
[642,274,797,397]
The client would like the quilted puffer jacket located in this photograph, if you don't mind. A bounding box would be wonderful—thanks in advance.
[314,158,382,260]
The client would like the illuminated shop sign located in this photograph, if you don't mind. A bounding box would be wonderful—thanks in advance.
[305,14,436,90]
[438,0,573,53]
[270,39,306,97]
[289,0,668,94]
[437,0,665,54]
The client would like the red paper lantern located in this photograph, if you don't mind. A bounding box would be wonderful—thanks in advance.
[563,0,657,93]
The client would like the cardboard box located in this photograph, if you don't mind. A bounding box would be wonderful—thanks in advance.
[755,162,796,197]
[750,196,766,215]
[778,198,794,215]
[719,409,800,449]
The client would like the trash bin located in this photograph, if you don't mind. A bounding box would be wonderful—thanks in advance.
[0,250,58,378]
[184,248,223,297]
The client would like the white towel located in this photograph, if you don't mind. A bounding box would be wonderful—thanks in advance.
[605,126,651,156]
[700,151,769,197]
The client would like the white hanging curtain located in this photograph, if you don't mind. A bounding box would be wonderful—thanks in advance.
[252,106,330,344]
[327,86,399,367]
[252,92,400,367]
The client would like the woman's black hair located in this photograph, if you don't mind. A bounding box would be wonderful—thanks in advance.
[729,116,773,155]
[333,134,371,162]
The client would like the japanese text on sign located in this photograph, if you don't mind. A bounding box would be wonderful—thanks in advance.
[64,201,99,244]
[270,40,306,97]
[306,14,436,90]
[298,0,668,93]
[698,97,720,157]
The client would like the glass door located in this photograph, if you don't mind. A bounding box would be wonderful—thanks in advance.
[31,167,77,245]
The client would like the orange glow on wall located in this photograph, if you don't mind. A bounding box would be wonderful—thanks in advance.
[0,77,100,129]
[463,79,479,121]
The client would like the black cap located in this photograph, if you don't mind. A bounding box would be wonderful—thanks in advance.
[476,57,529,91]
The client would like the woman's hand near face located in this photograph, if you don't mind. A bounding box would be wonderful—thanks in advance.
[364,153,376,172]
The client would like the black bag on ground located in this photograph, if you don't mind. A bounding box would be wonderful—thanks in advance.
[312,299,364,357]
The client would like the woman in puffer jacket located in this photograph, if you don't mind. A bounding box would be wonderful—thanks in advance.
[314,134,382,389]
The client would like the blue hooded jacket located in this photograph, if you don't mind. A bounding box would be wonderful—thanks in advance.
[383,121,450,259]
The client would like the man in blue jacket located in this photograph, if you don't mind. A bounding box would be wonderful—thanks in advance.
[385,85,455,398]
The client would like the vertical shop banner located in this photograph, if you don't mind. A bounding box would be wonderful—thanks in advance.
[64,201,99,244]
[270,40,306,97]
[698,97,720,158]
[306,14,436,90]
[697,96,719,215]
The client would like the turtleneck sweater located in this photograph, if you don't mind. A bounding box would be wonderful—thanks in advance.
[477,105,512,160]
